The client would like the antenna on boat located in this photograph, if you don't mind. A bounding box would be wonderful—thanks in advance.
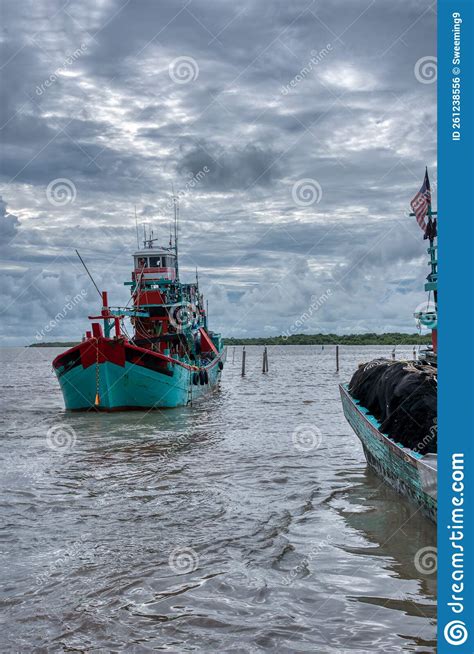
[75,249,102,299]
[134,205,140,249]
[172,183,179,278]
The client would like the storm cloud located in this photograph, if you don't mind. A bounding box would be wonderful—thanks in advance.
[0,0,436,344]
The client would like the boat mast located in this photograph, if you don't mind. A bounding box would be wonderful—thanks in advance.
[173,189,179,280]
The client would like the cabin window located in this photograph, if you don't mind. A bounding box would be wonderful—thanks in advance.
[137,257,148,268]
[149,256,161,267]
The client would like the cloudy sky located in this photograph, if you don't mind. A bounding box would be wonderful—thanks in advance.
[0,0,436,345]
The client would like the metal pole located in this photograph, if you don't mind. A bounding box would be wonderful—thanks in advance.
[75,249,102,299]
[336,345,339,372]
[241,347,246,377]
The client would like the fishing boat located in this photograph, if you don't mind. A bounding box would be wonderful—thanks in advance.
[339,384,437,522]
[340,169,437,521]
[53,210,226,410]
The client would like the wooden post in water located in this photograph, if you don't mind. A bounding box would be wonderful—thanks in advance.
[241,347,246,377]
[232,347,235,364]
[392,347,396,361]
[262,346,269,373]
[336,345,339,372]
[413,346,417,361]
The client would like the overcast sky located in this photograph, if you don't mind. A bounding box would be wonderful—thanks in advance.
[0,0,436,345]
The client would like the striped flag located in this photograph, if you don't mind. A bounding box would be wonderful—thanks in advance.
[410,168,431,233]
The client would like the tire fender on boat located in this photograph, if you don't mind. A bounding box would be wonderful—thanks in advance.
[192,372,199,385]
[199,370,205,385]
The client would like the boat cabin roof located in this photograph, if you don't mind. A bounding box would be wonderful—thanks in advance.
[133,249,176,257]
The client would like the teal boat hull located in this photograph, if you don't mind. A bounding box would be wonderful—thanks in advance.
[53,339,225,411]
[339,384,437,522]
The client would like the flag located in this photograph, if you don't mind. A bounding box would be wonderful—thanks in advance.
[410,168,431,234]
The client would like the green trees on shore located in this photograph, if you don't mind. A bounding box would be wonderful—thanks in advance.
[29,332,431,347]
[223,333,431,346]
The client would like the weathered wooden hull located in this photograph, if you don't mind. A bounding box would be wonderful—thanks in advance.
[339,384,437,522]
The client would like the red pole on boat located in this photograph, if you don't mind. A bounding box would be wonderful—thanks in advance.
[101,291,108,315]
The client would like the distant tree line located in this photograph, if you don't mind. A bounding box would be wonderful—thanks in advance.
[223,333,432,346]
[29,342,80,348]
[28,332,432,347]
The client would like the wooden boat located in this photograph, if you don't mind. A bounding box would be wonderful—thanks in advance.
[53,205,225,410]
[339,383,437,522]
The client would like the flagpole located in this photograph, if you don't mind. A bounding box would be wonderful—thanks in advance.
[409,169,438,311]
[409,168,438,357]
[426,169,437,311]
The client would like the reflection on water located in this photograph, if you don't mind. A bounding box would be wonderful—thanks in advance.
[1,345,436,652]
